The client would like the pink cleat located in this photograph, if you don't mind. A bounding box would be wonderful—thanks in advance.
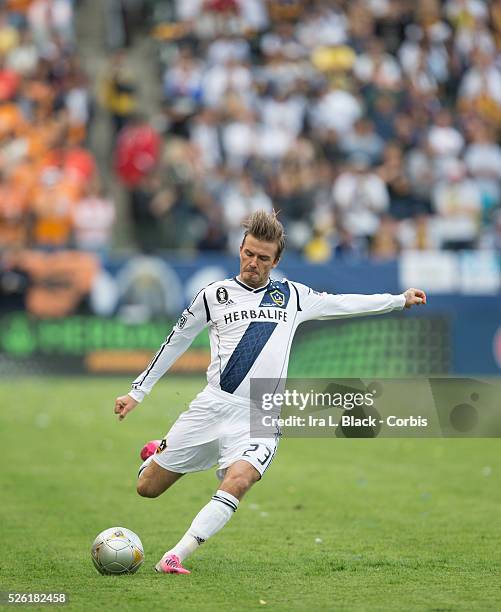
[140,439,161,461]
[155,553,191,575]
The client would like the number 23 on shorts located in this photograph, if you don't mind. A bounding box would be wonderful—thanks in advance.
[242,443,272,466]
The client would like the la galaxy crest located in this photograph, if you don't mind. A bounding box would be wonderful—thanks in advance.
[269,289,285,307]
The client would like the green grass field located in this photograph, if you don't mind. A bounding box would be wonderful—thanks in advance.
[1,377,500,611]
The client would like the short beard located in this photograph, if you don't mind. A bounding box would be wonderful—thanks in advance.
[242,271,264,288]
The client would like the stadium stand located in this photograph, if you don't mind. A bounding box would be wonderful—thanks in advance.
[1,0,501,261]
[134,0,501,258]
[0,0,105,253]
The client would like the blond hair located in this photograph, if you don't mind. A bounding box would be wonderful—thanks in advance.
[242,210,286,260]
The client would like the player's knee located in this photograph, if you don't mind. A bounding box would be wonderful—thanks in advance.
[136,478,160,498]
[222,473,255,497]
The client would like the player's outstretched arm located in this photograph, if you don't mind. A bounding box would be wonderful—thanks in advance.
[292,281,426,322]
[114,394,139,421]
[403,287,427,309]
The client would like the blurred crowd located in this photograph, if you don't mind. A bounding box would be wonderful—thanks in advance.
[110,0,501,260]
[0,0,115,256]
[2,0,501,263]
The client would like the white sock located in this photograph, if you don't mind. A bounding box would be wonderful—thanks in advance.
[168,489,239,562]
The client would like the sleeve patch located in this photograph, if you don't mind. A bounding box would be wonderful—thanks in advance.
[176,314,187,329]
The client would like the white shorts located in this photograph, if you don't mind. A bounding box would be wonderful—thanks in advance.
[152,386,279,479]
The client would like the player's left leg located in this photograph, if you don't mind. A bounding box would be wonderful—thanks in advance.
[155,460,260,574]
[218,458,261,498]
[155,398,279,574]
[156,437,279,574]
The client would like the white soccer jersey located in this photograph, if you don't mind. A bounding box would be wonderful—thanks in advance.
[129,276,406,403]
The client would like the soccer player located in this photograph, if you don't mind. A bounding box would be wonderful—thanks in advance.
[114,210,426,574]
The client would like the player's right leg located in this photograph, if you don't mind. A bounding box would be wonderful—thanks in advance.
[136,389,220,499]
[136,459,183,498]
[136,436,219,498]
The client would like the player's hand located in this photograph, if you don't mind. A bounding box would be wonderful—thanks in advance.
[114,394,138,421]
[403,288,427,309]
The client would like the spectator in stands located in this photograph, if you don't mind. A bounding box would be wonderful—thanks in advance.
[0,167,28,249]
[5,27,38,77]
[371,216,400,260]
[332,228,368,261]
[72,177,115,255]
[163,46,203,105]
[202,56,253,109]
[189,106,223,170]
[458,49,501,125]
[340,117,385,165]
[100,49,138,138]
[31,167,77,250]
[333,153,389,246]
[221,105,256,170]
[311,82,363,136]
[129,172,176,253]
[0,8,20,55]
[464,119,501,223]
[28,0,75,54]
[0,0,103,265]
[193,185,228,252]
[222,172,272,253]
[368,90,398,141]
[378,142,430,219]
[427,108,464,163]
[114,114,161,188]
[431,158,482,250]
[354,37,403,91]
[5,0,501,262]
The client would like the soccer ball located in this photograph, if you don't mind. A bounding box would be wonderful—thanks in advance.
[91,527,144,575]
